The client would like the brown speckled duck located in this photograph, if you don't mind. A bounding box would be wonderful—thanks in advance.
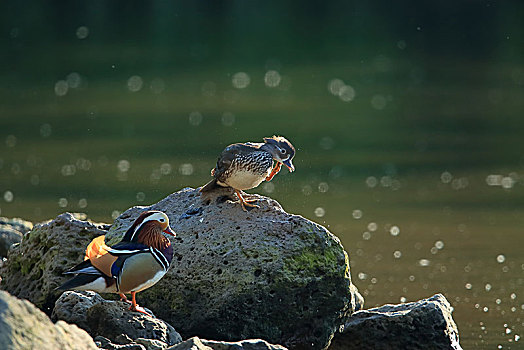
[200,135,296,211]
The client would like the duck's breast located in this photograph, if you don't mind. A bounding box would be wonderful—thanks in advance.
[117,252,166,293]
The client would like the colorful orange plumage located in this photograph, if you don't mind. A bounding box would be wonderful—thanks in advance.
[84,235,109,260]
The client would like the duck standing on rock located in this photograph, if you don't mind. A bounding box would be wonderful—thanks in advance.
[200,135,296,211]
[57,210,176,315]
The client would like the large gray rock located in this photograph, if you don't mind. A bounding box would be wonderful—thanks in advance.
[0,213,108,313]
[53,291,182,349]
[167,337,287,350]
[0,216,33,258]
[0,290,98,350]
[106,187,362,350]
[329,294,462,350]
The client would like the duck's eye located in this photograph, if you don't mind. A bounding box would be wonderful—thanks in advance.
[281,149,287,154]
[159,218,165,222]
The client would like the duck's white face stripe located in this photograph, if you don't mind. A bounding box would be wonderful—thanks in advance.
[130,212,170,241]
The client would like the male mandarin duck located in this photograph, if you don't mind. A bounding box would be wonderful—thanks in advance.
[57,210,175,315]
[200,135,296,211]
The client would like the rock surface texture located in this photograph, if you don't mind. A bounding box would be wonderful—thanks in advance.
[167,337,288,350]
[329,293,462,350]
[0,213,108,312]
[52,290,107,333]
[105,187,362,350]
[52,290,182,349]
[0,216,33,258]
[0,290,98,350]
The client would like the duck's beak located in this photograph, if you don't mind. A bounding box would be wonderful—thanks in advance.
[282,158,295,172]
[163,226,176,237]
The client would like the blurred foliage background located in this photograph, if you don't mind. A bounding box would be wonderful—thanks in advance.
[1,1,524,348]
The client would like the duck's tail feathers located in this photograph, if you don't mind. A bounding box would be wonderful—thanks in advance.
[200,178,220,193]
[56,273,102,291]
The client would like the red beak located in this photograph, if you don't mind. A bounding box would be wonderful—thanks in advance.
[163,226,176,237]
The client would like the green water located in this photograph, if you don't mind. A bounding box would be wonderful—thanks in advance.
[2,1,524,348]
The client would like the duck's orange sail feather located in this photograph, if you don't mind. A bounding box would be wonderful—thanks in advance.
[84,235,109,260]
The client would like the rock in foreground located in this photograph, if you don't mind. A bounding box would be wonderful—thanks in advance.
[168,336,288,350]
[329,294,462,350]
[0,290,97,350]
[106,187,362,350]
[52,291,182,349]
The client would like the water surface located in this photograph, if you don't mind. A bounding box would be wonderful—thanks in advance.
[1,2,524,348]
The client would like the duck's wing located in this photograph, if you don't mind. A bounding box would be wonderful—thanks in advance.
[214,143,256,181]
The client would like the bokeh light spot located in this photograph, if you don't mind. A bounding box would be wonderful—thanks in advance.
[54,80,68,96]
[179,163,194,176]
[264,70,281,87]
[232,72,250,89]
[221,112,235,126]
[76,26,89,39]
[127,76,143,92]
[314,207,325,217]
[189,111,203,126]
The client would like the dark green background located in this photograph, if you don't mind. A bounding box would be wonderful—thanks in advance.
[1,1,523,348]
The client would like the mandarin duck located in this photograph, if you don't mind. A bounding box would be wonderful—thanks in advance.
[57,210,175,315]
[200,135,296,211]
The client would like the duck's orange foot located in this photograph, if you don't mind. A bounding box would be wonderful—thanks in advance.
[128,291,154,317]
[235,190,259,212]
[129,304,154,317]
[119,293,131,304]
[240,200,260,212]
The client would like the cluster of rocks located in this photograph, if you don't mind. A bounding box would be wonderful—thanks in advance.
[0,216,33,260]
[0,188,462,349]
